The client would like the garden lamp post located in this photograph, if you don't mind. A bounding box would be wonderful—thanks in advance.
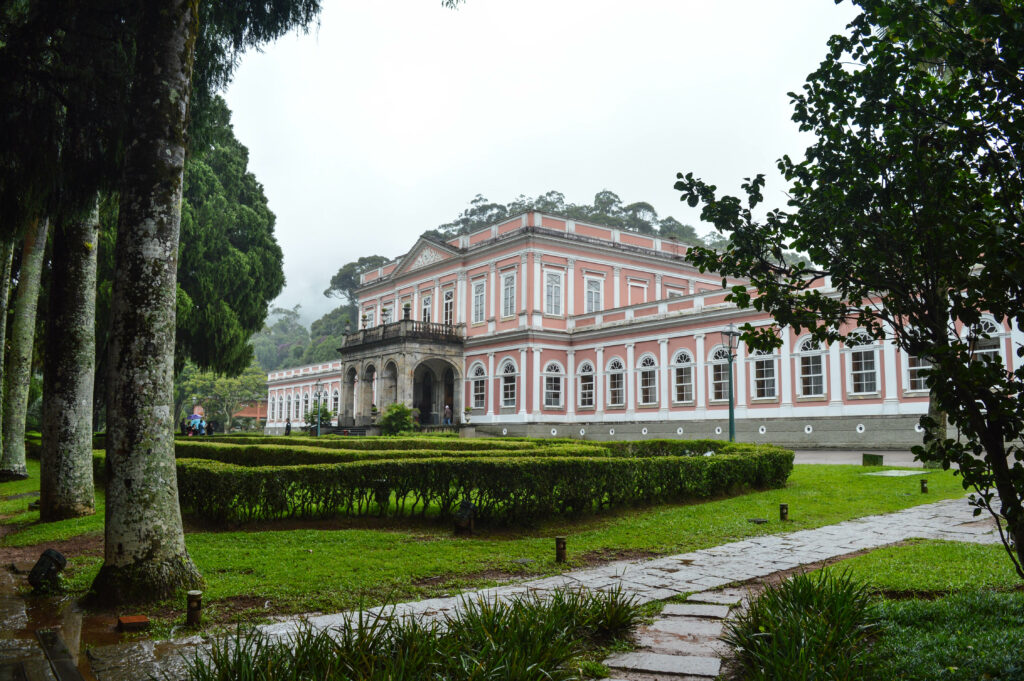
[312,379,327,437]
[719,323,741,442]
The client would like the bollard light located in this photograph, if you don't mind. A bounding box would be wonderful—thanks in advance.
[186,590,203,626]
[780,503,789,521]
[920,478,928,494]
[555,536,567,563]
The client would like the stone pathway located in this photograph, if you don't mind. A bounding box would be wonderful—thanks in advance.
[86,497,1000,680]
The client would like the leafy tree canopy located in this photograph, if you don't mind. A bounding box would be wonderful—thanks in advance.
[677,0,1024,579]
[250,306,311,372]
[324,255,390,304]
[175,360,266,430]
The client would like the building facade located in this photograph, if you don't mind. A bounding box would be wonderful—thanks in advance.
[265,212,1023,447]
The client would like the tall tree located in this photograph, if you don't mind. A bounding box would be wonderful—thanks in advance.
[324,256,389,306]
[0,219,49,480]
[40,204,99,519]
[250,306,312,371]
[677,0,1024,578]
[176,362,266,431]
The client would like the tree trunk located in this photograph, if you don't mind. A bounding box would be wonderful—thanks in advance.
[89,0,202,605]
[922,391,947,469]
[0,219,49,481]
[40,204,99,520]
[0,236,16,451]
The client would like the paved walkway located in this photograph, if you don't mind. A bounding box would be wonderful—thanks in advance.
[86,497,999,680]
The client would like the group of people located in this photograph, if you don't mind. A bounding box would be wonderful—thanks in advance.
[181,416,215,436]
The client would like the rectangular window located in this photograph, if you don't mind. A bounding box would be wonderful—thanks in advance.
[544,375,562,407]
[579,374,594,407]
[851,349,877,393]
[472,280,486,323]
[443,290,454,325]
[907,355,930,391]
[753,356,777,399]
[712,363,729,401]
[544,271,562,315]
[472,378,486,409]
[501,273,516,317]
[674,366,693,402]
[608,372,625,406]
[639,369,657,405]
[584,278,602,313]
[421,295,432,323]
[800,355,824,396]
[502,374,516,407]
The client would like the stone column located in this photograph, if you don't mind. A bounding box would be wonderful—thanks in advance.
[433,278,441,322]
[533,252,542,317]
[489,263,497,320]
[625,343,636,413]
[566,258,576,317]
[613,266,621,308]
[520,253,529,315]
[456,272,466,325]
[655,274,663,300]
[519,347,528,417]
[595,347,605,418]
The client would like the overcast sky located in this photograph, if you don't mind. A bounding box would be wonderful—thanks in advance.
[224,0,859,326]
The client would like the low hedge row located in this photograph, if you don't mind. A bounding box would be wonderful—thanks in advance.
[173,441,612,466]
[201,435,542,452]
[175,446,794,524]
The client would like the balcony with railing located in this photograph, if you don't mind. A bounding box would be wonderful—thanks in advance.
[340,318,464,351]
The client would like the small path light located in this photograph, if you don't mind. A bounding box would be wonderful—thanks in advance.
[28,549,66,592]
[920,478,928,494]
[555,536,567,563]
[186,590,203,627]
[780,503,789,521]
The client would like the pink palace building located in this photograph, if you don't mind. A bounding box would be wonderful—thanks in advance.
[265,211,1023,447]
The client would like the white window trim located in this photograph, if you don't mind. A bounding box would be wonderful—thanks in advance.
[605,357,626,407]
[471,278,486,324]
[671,350,695,404]
[708,345,732,403]
[961,316,1006,365]
[469,362,487,409]
[501,272,517,318]
[636,353,659,406]
[499,359,518,408]
[442,288,455,325]
[577,362,596,408]
[794,337,827,398]
[584,276,603,314]
[544,269,564,316]
[844,331,880,396]
[421,294,432,322]
[542,361,565,408]
[903,354,932,394]
[748,350,778,400]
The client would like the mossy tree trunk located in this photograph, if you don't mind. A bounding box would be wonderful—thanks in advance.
[0,219,49,481]
[0,236,16,451]
[40,203,99,520]
[89,0,203,605]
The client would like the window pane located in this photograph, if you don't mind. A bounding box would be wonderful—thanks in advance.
[674,366,692,402]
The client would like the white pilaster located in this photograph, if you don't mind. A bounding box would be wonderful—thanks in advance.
[433,278,440,322]
[567,258,576,317]
[456,272,466,325]
[487,353,495,416]
[695,334,706,410]
[883,336,899,410]
[625,343,636,412]
[532,347,542,418]
[489,263,497,319]
[519,348,528,417]
[659,339,670,414]
[595,347,605,417]
[533,253,542,313]
[566,350,576,416]
[829,342,843,406]
[735,342,746,407]
[780,332,793,407]
[613,267,621,308]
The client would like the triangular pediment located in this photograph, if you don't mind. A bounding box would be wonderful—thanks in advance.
[391,237,461,277]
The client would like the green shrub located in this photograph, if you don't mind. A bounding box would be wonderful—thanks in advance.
[176,446,794,524]
[183,587,641,681]
[200,435,540,451]
[723,570,877,681]
[379,403,415,435]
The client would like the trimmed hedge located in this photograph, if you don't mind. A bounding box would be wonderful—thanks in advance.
[201,435,544,451]
[175,446,794,524]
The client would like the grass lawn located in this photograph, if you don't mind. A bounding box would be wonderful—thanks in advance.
[815,541,1024,681]
[2,460,973,626]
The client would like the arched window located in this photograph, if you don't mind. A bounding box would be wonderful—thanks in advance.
[607,358,625,407]
[672,350,694,403]
[847,330,878,395]
[269,397,276,421]
[970,317,1003,365]
[750,349,777,399]
[710,347,731,401]
[421,295,432,323]
[796,337,825,397]
[332,390,340,414]
[637,355,658,405]
[303,392,310,417]
[577,361,595,408]
[543,362,563,408]
[471,363,487,409]
[288,395,294,419]
[500,360,517,408]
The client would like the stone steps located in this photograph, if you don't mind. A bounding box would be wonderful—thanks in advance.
[604,589,746,680]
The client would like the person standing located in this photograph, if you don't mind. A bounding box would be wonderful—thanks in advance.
[285,417,291,436]
[443,404,452,426]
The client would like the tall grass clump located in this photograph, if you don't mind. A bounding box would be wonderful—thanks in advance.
[723,570,877,681]
[181,587,642,681]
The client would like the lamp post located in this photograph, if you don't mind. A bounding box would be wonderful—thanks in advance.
[312,379,327,437]
[719,323,741,442]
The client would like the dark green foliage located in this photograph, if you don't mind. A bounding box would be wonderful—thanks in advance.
[324,255,390,305]
[201,436,547,451]
[250,306,311,372]
[183,587,641,681]
[303,402,332,433]
[866,591,1024,681]
[174,442,793,524]
[378,403,415,435]
[724,571,878,681]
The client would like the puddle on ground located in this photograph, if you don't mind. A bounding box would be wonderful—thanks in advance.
[0,565,122,680]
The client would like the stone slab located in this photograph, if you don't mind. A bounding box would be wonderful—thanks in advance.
[646,616,724,640]
[863,470,926,477]
[686,590,746,606]
[662,602,731,618]
[605,651,721,678]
